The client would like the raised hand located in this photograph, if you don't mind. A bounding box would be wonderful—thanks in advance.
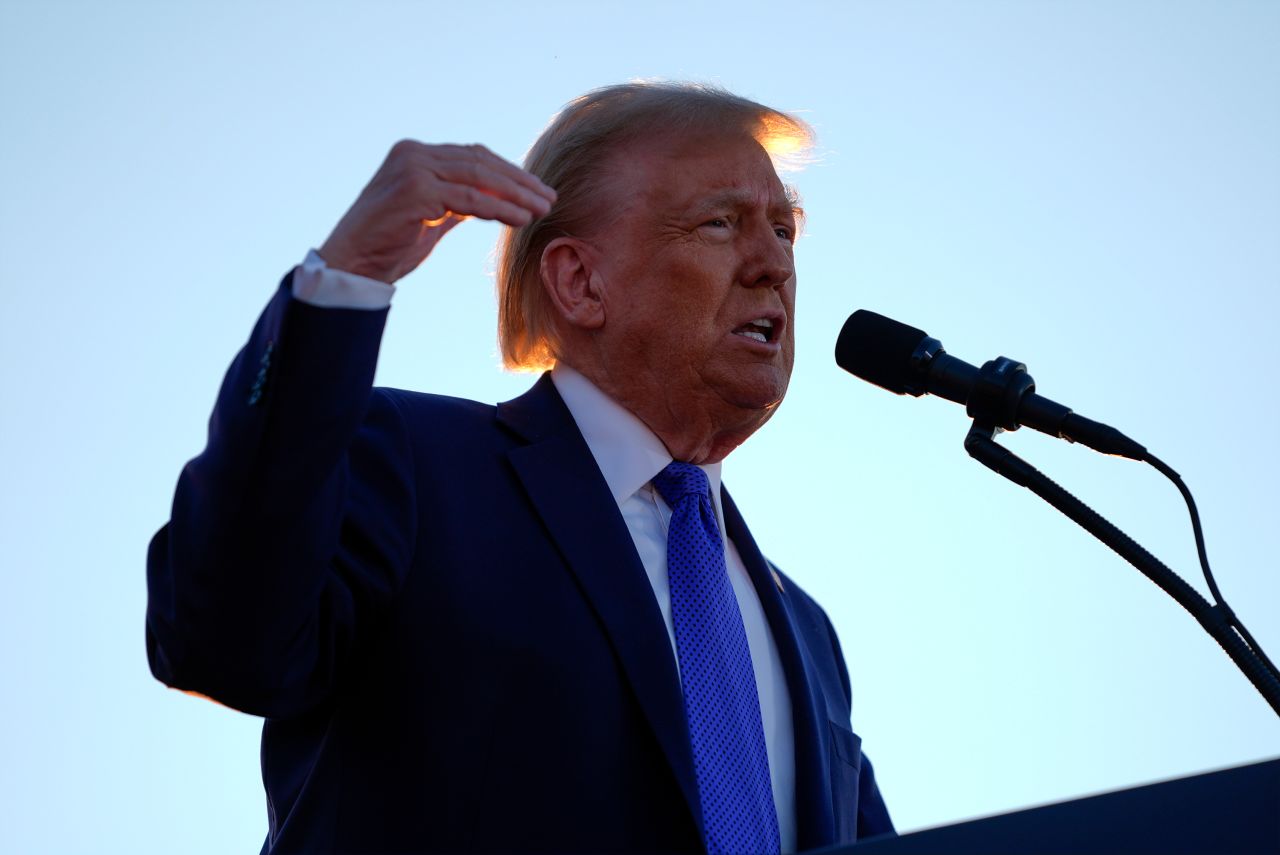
[319,140,556,285]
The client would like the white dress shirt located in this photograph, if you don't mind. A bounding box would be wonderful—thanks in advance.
[292,251,798,852]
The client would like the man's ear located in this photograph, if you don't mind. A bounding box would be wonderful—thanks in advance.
[540,237,605,331]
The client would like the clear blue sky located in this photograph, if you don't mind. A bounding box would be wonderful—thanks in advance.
[1,1,1276,851]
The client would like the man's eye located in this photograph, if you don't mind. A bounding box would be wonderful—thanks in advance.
[705,218,730,228]
[775,226,794,241]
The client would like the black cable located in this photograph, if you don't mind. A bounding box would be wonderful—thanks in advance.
[1143,452,1280,683]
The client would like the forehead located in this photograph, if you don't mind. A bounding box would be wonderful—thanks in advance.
[611,130,792,215]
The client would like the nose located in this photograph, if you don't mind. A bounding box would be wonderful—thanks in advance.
[740,218,795,290]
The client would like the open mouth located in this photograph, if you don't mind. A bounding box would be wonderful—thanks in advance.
[732,317,780,344]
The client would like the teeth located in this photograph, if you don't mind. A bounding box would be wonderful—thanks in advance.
[736,330,768,342]
[752,318,773,328]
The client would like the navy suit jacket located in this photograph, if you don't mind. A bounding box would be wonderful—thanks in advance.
[146,276,893,853]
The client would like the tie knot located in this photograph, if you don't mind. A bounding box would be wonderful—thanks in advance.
[651,461,711,508]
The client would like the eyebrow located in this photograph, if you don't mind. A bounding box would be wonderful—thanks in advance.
[690,188,800,220]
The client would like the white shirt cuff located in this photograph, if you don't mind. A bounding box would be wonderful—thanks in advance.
[291,249,395,310]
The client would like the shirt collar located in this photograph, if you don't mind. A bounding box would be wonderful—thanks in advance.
[550,363,726,523]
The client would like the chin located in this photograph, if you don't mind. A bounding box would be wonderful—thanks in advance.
[704,355,792,414]
[722,373,790,413]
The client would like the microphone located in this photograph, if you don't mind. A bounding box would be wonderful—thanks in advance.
[835,309,1147,461]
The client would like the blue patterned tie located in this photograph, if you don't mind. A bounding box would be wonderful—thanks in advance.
[652,461,781,855]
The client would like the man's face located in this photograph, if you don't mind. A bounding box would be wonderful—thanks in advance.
[586,131,798,441]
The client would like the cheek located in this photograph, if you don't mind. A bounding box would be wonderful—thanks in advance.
[666,279,726,337]
[623,254,732,352]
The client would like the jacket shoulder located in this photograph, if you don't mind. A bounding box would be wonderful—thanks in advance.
[374,386,496,418]
[367,387,522,469]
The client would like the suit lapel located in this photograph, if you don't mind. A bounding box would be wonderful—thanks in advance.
[722,488,837,851]
[497,375,702,834]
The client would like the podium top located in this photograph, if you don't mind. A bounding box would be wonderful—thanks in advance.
[834,757,1280,855]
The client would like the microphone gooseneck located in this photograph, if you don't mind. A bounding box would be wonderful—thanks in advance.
[834,308,1280,718]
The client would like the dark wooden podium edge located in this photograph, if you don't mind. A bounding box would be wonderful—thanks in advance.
[827,755,1280,855]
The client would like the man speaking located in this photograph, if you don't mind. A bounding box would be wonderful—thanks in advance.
[146,81,893,854]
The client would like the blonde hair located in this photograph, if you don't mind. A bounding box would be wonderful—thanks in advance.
[495,81,815,371]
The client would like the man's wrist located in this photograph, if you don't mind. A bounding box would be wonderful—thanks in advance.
[291,249,395,310]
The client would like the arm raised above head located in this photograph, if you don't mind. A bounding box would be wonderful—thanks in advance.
[147,139,555,718]
[145,272,417,719]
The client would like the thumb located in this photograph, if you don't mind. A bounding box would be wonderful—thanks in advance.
[417,211,468,244]
[401,212,469,272]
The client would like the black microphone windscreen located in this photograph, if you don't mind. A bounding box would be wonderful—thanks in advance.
[835,310,930,395]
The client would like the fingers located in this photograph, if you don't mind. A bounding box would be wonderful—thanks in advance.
[435,180,541,227]
[434,143,556,205]
[397,142,556,225]
[430,155,554,220]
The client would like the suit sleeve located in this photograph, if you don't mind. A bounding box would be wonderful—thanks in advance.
[145,272,417,718]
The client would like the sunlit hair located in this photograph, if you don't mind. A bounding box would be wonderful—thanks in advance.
[496,81,815,372]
